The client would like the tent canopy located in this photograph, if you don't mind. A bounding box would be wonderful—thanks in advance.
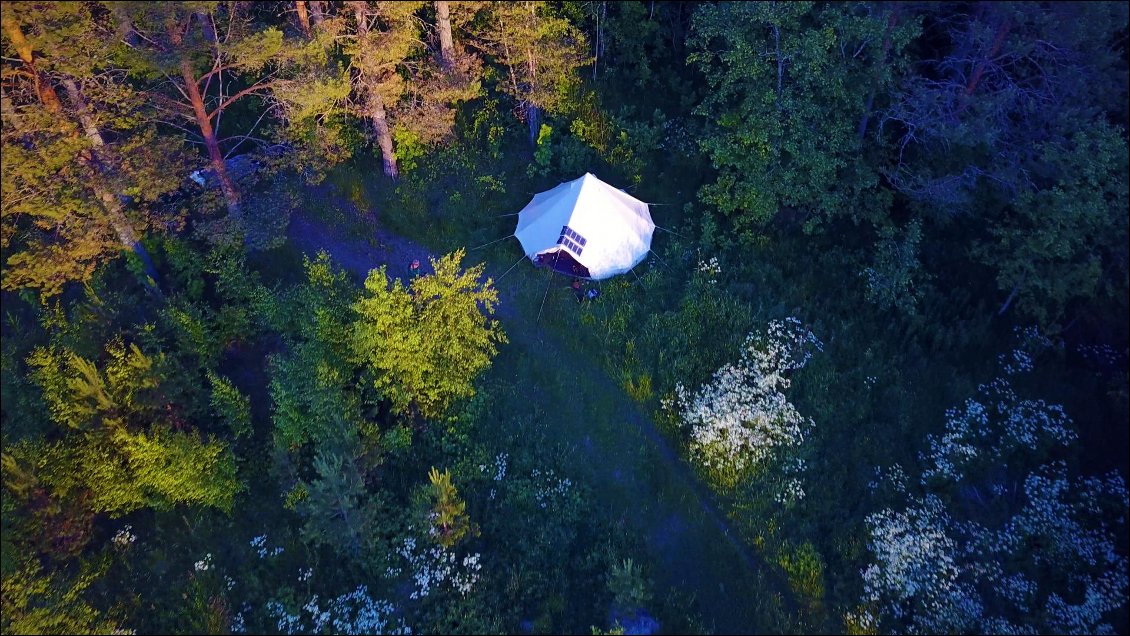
[514,173,655,280]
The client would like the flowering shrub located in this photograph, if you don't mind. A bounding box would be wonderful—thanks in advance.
[264,586,409,635]
[193,553,213,572]
[862,497,979,634]
[111,525,137,550]
[696,257,722,284]
[388,537,482,600]
[860,360,1128,634]
[672,318,822,481]
[919,378,1076,486]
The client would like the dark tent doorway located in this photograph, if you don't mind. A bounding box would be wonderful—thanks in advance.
[535,249,591,279]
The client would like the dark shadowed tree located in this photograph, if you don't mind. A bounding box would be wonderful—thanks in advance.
[689,1,918,236]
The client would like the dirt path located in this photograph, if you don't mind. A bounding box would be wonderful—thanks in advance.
[286,211,797,634]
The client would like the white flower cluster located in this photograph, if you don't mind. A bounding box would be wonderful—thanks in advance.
[862,497,981,634]
[479,452,508,482]
[298,567,313,583]
[998,325,1055,375]
[1076,343,1120,369]
[999,348,1034,375]
[266,589,409,636]
[194,553,213,572]
[661,117,694,153]
[844,607,878,633]
[224,575,236,591]
[249,534,283,559]
[696,257,721,284]
[920,378,1076,485]
[395,537,482,599]
[326,586,410,635]
[112,525,137,549]
[868,463,909,495]
[530,468,573,510]
[861,379,1129,634]
[774,478,806,505]
[675,317,822,474]
[230,608,246,634]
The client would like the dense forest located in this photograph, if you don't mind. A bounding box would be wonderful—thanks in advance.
[2,1,1127,634]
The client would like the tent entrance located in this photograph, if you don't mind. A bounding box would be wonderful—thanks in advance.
[535,249,591,279]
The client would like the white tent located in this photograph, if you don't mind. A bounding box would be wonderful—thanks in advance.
[514,173,655,280]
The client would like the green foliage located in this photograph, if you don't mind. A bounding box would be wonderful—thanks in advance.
[28,338,161,432]
[1,3,1127,635]
[207,371,252,439]
[690,2,911,235]
[74,426,239,516]
[0,558,120,635]
[862,219,931,315]
[1,2,188,297]
[297,444,380,558]
[479,1,591,117]
[528,123,556,177]
[776,541,825,624]
[25,335,240,516]
[425,466,478,549]
[607,558,652,609]
[972,122,1130,326]
[267,252,360,449]
[350,249,506,419]
[393,127,428,175]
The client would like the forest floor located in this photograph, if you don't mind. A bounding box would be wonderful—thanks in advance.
[285,191,801,634]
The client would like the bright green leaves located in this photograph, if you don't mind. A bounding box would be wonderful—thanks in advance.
[267,253,359,449]
[351,249,506,420]
[207,371,252,439]
[28,338,162,432]
[425,466,478,549]
[0,558,121,635]
[63,426,238,516]
[26,336,240,516]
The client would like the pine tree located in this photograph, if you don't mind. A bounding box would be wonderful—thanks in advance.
[475,1,590,144]
[1,2,188,297]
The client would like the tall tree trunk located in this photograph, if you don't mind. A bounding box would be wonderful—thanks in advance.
[295,1,312,38]
[309,0,326,26]
[60,78,162,295]
[592,1,605,80]
[352,2,398,179]
[2,14,64,114]
[8,15,160,294]
[367,90,398,180]
[525,46,540,145]
[857,8,900,142]
[435,1,456,70]
[526,103,541,145]
[180,59,242,217]
[965,18,1010,97]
